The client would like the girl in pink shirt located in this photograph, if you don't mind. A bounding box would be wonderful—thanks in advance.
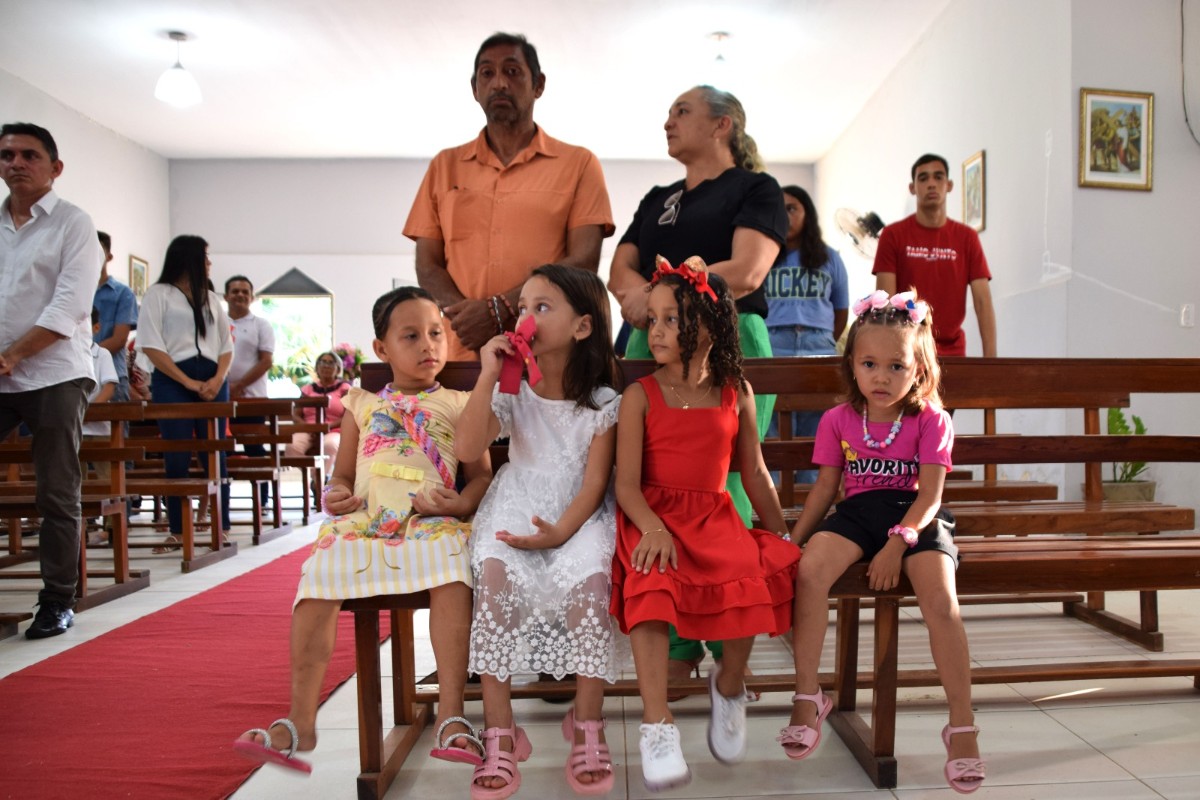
[780,290,985,794]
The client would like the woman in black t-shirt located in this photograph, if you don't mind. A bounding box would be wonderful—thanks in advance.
[607,85,787,685]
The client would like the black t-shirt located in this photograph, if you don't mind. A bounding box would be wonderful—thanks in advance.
[619,168,787,318]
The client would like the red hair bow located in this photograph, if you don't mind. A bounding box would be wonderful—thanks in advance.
[498,314,542,394]
[651,255,718,303]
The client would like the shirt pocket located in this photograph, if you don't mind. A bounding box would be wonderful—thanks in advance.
[441,188,493,243]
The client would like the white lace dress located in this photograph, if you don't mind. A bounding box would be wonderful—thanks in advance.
[468,382,623,682]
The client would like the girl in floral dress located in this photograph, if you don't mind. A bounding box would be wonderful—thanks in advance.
[235,286,492,774]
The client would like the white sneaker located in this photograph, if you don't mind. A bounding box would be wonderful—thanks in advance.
[639,722,691,792]
[707,664,748,764]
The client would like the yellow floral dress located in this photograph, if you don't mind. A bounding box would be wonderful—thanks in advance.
[294,385,472,604]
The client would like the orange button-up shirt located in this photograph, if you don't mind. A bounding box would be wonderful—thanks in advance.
[404,127,614,361]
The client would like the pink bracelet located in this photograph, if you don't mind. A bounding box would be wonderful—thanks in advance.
[887,524,919,548]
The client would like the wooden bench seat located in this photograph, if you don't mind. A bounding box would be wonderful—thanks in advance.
[339,357,1200,798]
[125,402,238,573]
[228,398,300,545]
[0,403,151,620]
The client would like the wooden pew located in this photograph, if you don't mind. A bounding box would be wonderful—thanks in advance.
[341,357,1200,797]
[276,394,329,525]
[0,402,151,628]
[125,402,239,572]
[227,398,296,544]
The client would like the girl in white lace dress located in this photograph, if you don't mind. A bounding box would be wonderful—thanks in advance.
[456,265,623,800]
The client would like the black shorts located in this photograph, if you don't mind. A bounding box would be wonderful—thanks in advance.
[821,489,959,567]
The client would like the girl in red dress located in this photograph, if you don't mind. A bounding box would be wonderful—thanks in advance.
[612,256,799,792]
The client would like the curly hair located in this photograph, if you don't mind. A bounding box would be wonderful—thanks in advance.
[530,264,622,409]
[841,300,941,415]
[654,271,745,391]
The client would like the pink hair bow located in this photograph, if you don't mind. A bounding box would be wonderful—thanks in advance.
[851,289,890,317]
[498,314,542,395]
[889,291,929,323]
[651,254,718,303]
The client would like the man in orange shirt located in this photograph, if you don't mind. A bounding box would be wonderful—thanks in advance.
[404,32,615,361]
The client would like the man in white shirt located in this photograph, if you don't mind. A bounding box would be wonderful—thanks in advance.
[0,122,103,638]
[224,275,275,504]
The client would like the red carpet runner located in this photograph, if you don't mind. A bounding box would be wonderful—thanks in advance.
[0,546,370,800]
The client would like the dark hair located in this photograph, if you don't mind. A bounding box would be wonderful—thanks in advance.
[911,153,949,181]
[0,122,58,161]
[653,269,745,391]
[224,274,253,294]
[781,186,828,271]
[157,235,212,337]
[313,350,342,377]
[692,86,761,172]
[97,231,111,253]
[91,307,100,326]
[841,295,941,415]
[473,32,541,83]
[529,264,621,408]
[372,286,436,339]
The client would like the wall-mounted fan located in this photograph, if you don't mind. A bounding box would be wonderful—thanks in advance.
[834,208,885,260]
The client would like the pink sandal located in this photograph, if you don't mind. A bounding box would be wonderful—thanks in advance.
[941,724,986,794]
[232,717,312,774]
[776,690,833,760]
[561,708,614,796]
[470,725,532,800]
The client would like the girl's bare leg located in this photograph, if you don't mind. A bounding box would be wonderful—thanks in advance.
[428,581,477,756]
[631,621,673,724]
[790,533,862,727]
[905,551,981,764]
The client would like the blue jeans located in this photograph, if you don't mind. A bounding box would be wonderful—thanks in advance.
[767,325,837,485]
[150,358,231,534]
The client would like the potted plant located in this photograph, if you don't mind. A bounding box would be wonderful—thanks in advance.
[1102,407,1156,502]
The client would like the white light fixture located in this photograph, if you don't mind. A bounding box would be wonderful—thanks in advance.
[708,31,731,63]
[154,31,202,108]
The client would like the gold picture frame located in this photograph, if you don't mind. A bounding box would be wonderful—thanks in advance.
[1079,88,1153,190]
[962,150,985,232]
[128,255,148,299]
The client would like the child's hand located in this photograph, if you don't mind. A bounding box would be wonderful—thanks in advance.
[478,334,515,380]
[323,485,362,516]
[631,529,677,574]
[865,542,905,592]
[412,486,464,517]
[495,515,569,550]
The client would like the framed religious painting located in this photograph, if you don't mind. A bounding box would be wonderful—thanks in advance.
[128,255,148,299]
[1079,88,1153,190]
[961,150,985,232]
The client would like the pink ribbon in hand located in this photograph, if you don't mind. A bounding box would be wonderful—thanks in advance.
[498,314,542,394]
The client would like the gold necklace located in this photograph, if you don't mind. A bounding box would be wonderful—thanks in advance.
[666,380,714,409]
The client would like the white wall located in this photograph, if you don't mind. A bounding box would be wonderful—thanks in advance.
[0,67,170,287]
[172,155,813,354]
[817,0,1200,508]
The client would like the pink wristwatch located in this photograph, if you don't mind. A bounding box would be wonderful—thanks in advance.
[887,524,919,548]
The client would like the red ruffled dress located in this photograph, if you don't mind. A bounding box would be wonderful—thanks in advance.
[611,376,799,640]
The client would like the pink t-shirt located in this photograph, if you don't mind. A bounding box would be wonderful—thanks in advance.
[813,402,953,498]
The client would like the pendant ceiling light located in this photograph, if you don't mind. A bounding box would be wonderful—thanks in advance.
[154,31,202,108]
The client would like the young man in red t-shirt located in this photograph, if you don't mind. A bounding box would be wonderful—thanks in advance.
[872,153,997,357]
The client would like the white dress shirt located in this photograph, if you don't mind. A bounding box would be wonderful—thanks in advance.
[0,190,102,392]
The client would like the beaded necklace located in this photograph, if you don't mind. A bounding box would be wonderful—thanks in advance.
[861,406,904,450]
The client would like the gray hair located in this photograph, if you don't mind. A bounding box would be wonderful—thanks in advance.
[693,85,763,172]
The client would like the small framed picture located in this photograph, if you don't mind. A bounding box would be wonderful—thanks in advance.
[128,255,148,300]
[961,150,985,232]
[1079,88,1153,190]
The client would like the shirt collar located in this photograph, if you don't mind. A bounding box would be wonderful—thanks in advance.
[462,126,558,169]
[2,189,59,230]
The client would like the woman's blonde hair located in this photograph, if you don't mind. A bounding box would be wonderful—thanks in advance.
[693,85,763,172]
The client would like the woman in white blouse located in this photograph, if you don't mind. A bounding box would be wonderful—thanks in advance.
[137,235,234,550]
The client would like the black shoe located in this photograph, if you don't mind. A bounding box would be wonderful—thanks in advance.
[25,601,74,639]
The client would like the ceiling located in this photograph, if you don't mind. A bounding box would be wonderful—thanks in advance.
[0,0,951,162]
